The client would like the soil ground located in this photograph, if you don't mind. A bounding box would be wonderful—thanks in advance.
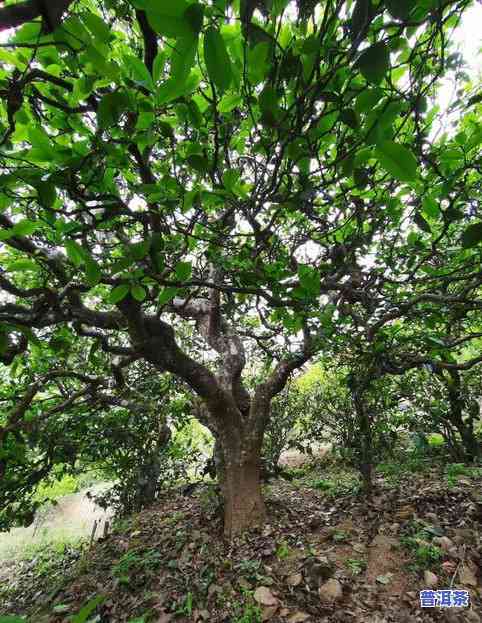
[0,458,480,623]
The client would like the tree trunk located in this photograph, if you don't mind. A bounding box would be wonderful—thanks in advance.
[353,387,373,495]
[222,453,266,537]
[444,370,480,461]
[213,432,266,537]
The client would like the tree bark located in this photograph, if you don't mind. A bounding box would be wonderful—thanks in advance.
[444,369,480,461]
[352,385,373,494]
[218,444,266,537]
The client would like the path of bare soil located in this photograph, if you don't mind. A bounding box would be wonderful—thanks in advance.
[0,483,112,565]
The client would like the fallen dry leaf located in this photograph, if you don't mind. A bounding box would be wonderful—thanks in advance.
[319,578,342,602]
[459,562,478,587]
[286,573,303,587]
[287,612,311,622]
[261,604,279,621]
[423,570,438,587]
[254,586,278,606]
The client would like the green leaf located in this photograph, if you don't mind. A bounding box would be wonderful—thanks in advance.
[355,42,390,84]
[222,169,240,192]
[203,27,232,93]
[175,261,192,281]
[159,32,198,102]
[259,85,280,127]
[186,154,209,174]
[108,284,130,304]
[131,284,147,302]
[85,257,102,286]
[384,0,416,21]
[12,219,38,237]
[351,0,372,41]
[339,108,359,130]
[355,88,383,113]
[65,240,85,267]
[461,222,482,248]
[158,287,178,306]
[218,93,242,113]
[147,1,199,38]
[124,55,154,91]
[422,195,440,219]
[97,92,130,129]
[152,51,165,83]
[82,11,111,43]
[0,616,27,622]
[184,3,204,34]
[247,41,270,84]
[297,265,321,296]
[37,181,57,208]
[70,596,105,623]
[8,259,38,272]
[413,212,431,233]
[375,140,418,182]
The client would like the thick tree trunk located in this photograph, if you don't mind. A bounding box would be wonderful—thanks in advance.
[213,429,266,538]
[221,453,266,537]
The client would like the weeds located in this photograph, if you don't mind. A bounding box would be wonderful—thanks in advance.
[445,463,481,487]
[275,540,291,559]
[175,591,193,617]
[112,548,163,584]
[346,558,366,575]
[232,589,262,623]
[400,522,443,571]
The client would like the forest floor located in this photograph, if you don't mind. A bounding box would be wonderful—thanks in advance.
[0,454,481,623]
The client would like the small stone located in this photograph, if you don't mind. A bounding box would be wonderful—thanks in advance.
[423,570,438,587]
[466,611,481,623]
[319,578,343,602]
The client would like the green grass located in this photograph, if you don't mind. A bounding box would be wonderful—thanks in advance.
[399,522,443,571]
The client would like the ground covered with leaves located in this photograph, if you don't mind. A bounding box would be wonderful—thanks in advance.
[1,458,481,623]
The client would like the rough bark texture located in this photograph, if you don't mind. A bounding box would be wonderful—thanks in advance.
[221,450,266,537]
[444,369,480,461]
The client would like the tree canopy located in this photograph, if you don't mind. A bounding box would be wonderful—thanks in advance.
[0,0,481,536]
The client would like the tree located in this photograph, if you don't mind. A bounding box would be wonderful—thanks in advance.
[0,0,480,536]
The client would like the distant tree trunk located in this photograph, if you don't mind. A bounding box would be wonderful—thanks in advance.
[443,369,480,461]
[351,382,373,494]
